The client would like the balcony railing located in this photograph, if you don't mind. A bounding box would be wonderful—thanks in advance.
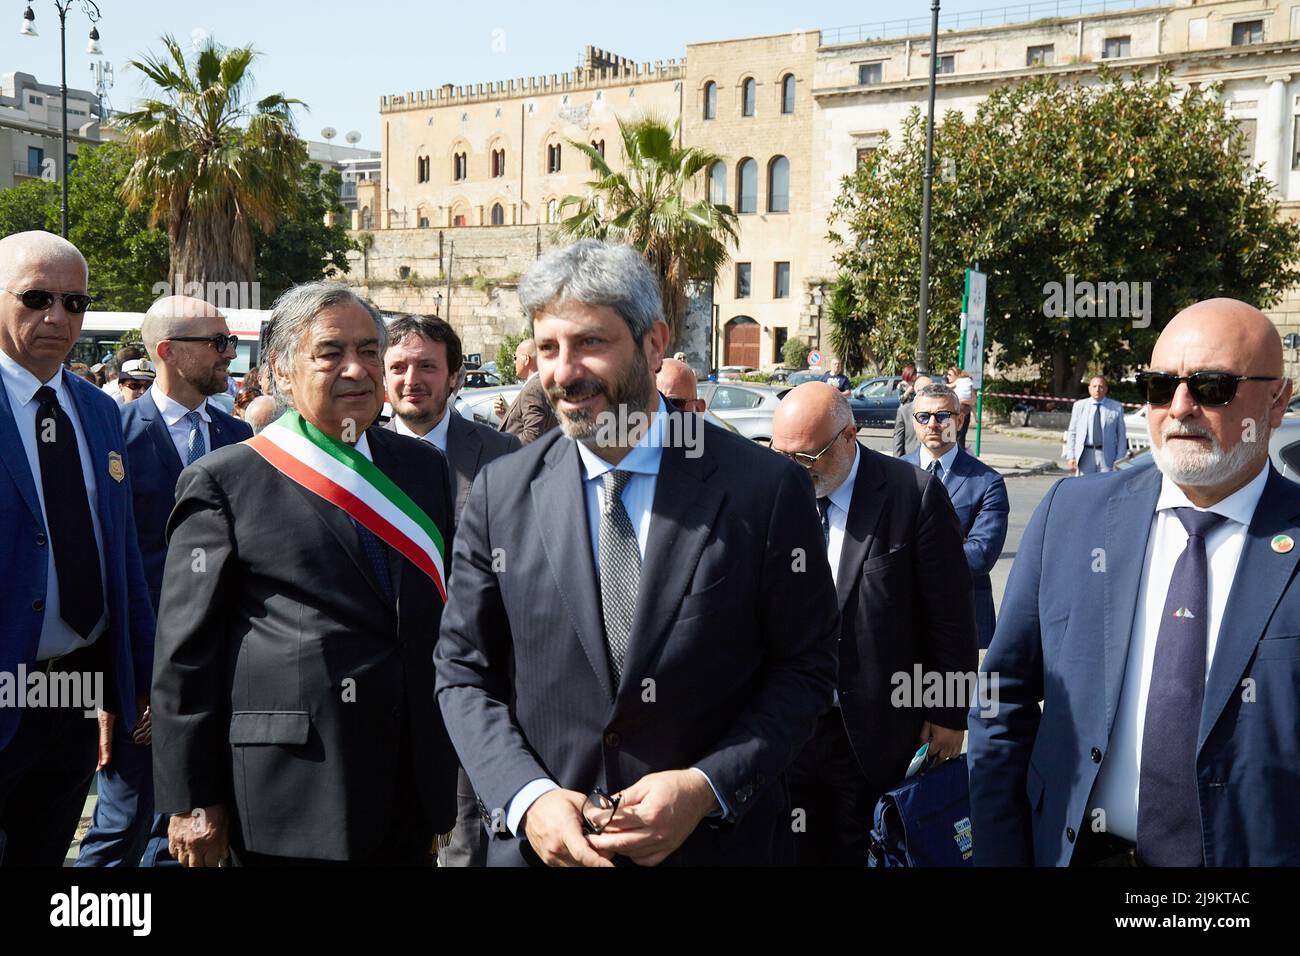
[821,0,1147,46]
[13,160,41,178]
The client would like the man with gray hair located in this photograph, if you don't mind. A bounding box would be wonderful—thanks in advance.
[151,281,459,866]
[436,239,839,866]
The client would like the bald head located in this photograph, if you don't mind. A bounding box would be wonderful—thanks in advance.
[142,296,226,354]
[0,231,87,288]
[1155,298,1283,378]
[913,375,933,392]
[772,382,857,497]
[244,395,279,434]
[514,337,538,378]
[656,358,703,412]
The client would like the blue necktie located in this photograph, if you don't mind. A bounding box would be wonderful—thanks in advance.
[353,519,395,603]
[816,497,831,548]
[184,410,206,466]
[1137,507,1226,866]
[928,459,945,487]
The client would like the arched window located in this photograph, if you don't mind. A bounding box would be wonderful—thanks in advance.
[452,152,467,182]
[767,156,789,213]
[547,198,559,223]
[589,139,605,159]
[781,74,796,114]
[490,203,505,226]
[490,148,506,178]
[708,161,727,205]
[741,78,756,117]
[737,158,757,214]
[547,143,562,173]
[703,81,717,120]
[361,206,373,229]
[416,155,430,183]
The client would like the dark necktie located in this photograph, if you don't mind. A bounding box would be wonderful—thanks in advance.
[34,385,104,639]
[352,518,394,603]
[1091,403,1104,449]
[816,496,831,548]
[1136,507,1226,866]
[598,470,640,684]
[928,459,945,486]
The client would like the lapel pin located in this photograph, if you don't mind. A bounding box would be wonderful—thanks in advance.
[1271,534,1294,554]
[107,450,125,483]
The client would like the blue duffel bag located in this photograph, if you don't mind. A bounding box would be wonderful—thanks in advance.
[867,754,974,867]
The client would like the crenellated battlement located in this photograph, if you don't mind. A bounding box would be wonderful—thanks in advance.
[380,45,685,112]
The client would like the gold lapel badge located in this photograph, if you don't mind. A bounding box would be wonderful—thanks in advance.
[107,450,125,483]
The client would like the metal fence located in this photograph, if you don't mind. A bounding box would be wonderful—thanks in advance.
[821,0,1148,46]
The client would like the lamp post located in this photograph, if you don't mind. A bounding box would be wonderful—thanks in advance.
[433,290,444,317]
[916,0,940,376]
[811,285,824,352]
[21,2,103,239]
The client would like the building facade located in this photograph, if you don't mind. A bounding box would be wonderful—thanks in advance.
[0,71,102,190]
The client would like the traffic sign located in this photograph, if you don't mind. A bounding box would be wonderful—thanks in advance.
[808,350,822,367]
[961,269,986,390]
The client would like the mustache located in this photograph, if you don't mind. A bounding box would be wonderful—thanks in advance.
[547,380,607,403]
[1162,420,1213,440]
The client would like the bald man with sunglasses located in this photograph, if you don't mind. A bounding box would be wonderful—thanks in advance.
[970,298,1300,866]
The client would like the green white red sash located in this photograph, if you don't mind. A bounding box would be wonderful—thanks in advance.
[246,410,447,600]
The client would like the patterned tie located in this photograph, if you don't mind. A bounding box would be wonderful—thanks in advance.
[816,496,831,548]
[598,470,640,684]
[34,386,104,638]
[928,459,945,486]
[184,410,207,466]
[353,518,395,604]
[1136,507,1226,866]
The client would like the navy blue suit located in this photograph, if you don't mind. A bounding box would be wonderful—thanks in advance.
[0,369,154,864]
[905,448,1009,648]
[76,393,250,867]
[968,463,1300,866]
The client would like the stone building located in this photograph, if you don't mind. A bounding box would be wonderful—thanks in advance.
[0,71,102,190]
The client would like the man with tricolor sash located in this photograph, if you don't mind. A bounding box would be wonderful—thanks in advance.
[150,282,459,866]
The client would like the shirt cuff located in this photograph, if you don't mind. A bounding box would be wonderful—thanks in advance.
[690,767,730,820]
[505,777,560,837]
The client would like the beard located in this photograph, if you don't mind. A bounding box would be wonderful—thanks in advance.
[546,346,655,445]
[180,356,229,397]
[1150,415,1269,487]
[394,388,447,428]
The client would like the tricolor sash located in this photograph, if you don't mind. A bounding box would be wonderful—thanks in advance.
[246,410,447,600]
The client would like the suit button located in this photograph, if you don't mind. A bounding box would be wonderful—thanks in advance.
[603,732,620,748]
[35,533,46,546]
[1091,747,1102,763]
[1066,827,1076,843]
[33,598,44,611]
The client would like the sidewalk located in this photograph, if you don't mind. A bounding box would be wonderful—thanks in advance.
[977,452,1062,477]
[983,423,1066,443]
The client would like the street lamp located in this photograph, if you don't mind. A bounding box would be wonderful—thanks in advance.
[916,0,940,376]
[21,1,103,239]
[433,290,444,316]
[811,285,824,352]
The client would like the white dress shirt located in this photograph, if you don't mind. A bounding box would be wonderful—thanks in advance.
[392,406,451,453]
[823,443,861,588]
[918,442,959,488]
[1086,463,1269,840]
[505,398,725,836]
[0,350,109,658]
[149,383,214,467]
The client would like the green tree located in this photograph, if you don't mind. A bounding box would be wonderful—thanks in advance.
[254,164,355,301]
[0,179,58,236]
[781,337,810,369]
[116,34,307,286]
[496,331,527,385]
[558,116,739,347]
[829,69,1300,398]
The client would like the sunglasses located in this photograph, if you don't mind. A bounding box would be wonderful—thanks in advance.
[165,334,239,353]
[119,380,150,392]
[1135,371,1280,408]
[666,396,694,411]
[913,410,956,425]
[5,288,95,314]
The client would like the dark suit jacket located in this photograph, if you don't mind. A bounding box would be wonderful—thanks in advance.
[0,370,154,747]
[893,400,919,457]
[435,422,840,866]
[904,447,1009,649]
[385,410,520,523]
[969,462,1300,866]
[151,425,459,860]
[834,445,978,795]
[498,374,558,445]
[120,392,251,612]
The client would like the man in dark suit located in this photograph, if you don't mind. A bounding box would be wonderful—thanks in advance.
[0,231,155,866]
[436,240,839,867]
[970,299,1300,866]
[903,382,1009,649]
[892,374,931,457]
[152,282,459,866]
[772,381,978,865]
[76,296,251,868]
[494,337,558,444]
[383,313,518,867]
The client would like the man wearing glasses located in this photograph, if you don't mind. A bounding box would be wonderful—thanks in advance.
[971,298,1300,866]
[114,359,155,403]
[0,231,155,865]
[1066,375,1127,475]
[903,383,1009,650]
[771,382,977,865]
[75,296,251,868]
[655,357,705,413]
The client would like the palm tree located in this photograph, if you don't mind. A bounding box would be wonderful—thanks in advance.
[558,116,738,347]
[116,35,306,286]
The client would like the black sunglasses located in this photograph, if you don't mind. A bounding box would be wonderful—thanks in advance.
[913,410,956,425]
[1135,370,1280,408]
[5,288,94,314]
[166,334,239,353]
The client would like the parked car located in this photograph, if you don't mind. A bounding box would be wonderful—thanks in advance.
[847,376,905,429]
[1123,404,1151,453]
[717,365,756,381]
[697,381,784,443]
[462,369,501,389]
[786,369,826,386]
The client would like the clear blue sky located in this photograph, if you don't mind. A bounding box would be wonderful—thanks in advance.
[0,0,1028,148]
